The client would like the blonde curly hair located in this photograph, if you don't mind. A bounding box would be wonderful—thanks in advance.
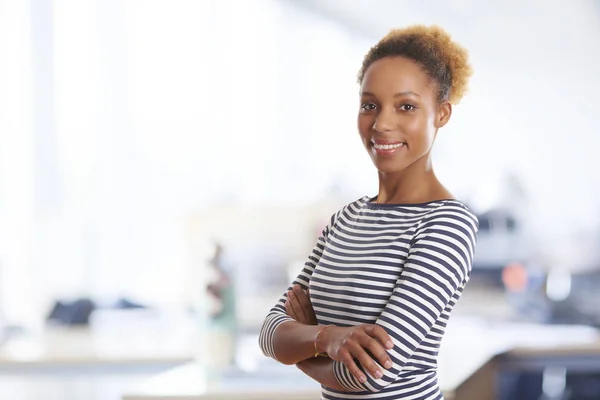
[358,25,472,104]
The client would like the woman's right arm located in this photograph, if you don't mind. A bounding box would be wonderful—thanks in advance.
[258,215,334,365]
[268,321,322,365]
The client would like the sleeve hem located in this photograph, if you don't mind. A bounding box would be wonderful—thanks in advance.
[259,313,294,362]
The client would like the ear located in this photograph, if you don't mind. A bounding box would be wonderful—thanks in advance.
[435,101,452,128]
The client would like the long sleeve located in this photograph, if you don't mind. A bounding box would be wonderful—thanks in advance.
[332,206,478,392]
[258,212,337,361]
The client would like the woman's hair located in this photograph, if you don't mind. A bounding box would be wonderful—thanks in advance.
[358,25,472,104]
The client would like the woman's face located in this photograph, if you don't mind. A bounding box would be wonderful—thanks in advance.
[357,56,451,175]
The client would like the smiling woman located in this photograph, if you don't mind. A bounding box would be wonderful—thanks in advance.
[356,25,471,199]
[259,25,478,400]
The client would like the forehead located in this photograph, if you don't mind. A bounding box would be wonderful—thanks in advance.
[360,57,432,96]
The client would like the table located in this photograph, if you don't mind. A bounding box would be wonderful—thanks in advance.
[122,318,600,400]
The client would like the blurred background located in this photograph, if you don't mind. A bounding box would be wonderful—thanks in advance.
[1,0,600,399]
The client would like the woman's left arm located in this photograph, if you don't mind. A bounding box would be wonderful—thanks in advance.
[296,358,347,391]
[331,205,479,393]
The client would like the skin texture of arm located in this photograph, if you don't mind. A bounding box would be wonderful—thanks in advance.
[296,357,357,392]
[270,321,321,365]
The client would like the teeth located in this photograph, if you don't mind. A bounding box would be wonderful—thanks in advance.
[373,142,405,150]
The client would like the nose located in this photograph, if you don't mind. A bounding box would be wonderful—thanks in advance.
[372,108,395,133]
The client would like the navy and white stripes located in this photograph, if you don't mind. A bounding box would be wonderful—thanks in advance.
[259,196,478,399]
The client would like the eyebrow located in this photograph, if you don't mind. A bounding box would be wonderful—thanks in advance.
[361,91,421,98]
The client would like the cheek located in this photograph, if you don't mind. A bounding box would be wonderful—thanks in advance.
[405,117,422,132]
[357,116,373,138]
[406,115,435,146]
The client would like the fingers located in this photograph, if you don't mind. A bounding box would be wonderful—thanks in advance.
[361,333,393,370]
[340,348,367,384]
[287,289,307,321]
[284,296,299,320]
[347,339,383,380]
[285,285,317,325]
[293,285,312,313]
[364,324,394,350]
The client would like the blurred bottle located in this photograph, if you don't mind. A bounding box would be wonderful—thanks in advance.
[205,241,236,369]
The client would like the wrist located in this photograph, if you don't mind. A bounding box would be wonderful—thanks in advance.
[315,325,334,357]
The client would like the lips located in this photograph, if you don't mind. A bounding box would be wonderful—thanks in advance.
[370,139,406,156]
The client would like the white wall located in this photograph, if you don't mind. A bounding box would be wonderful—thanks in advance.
[0,0,377,325]
[0,0,38,327]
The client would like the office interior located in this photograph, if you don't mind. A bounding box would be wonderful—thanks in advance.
[1,0,600,399]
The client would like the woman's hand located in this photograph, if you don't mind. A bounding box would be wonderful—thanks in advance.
[285,285,317,325]
[318,324,394,384]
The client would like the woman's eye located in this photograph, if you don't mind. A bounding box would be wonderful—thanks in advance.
[360,102,377,111]
[399,104,415,111]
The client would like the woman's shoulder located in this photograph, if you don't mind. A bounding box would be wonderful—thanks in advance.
[420,199,480,234]
[327,196,371,223]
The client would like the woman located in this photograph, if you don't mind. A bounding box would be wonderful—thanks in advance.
[258,25,478,399]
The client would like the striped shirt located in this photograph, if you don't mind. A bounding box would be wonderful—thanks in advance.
[259,195,478,399]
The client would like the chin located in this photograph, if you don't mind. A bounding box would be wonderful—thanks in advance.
[371,159,409,175]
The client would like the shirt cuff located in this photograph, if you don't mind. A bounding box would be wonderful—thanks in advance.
[259,313,294,361]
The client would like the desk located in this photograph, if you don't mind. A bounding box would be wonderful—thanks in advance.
[123,319,600,400]
[122,362,320,400]
[0,323,197,400]
[444,322,600,400]
[0,326,195,374]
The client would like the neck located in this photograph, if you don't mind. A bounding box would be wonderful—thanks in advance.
[376,156,446,204]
